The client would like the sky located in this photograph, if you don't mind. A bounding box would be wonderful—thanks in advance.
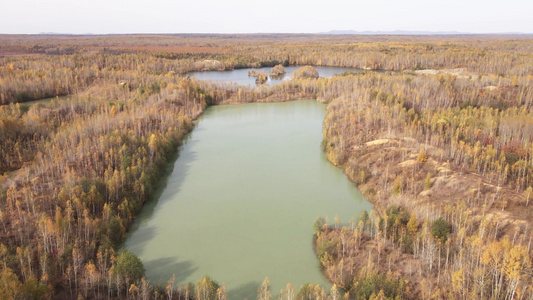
[1,0,532,34]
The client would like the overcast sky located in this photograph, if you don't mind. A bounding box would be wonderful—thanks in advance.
[1,0,532,34]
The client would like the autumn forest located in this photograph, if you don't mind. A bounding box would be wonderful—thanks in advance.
[0,34,532,299]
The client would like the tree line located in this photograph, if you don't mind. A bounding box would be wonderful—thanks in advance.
[1,34,532,299]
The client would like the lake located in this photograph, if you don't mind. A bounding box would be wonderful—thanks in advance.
[123,100,372,299]
[188,66,364,86]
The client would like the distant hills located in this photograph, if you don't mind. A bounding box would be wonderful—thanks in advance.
[32,31,530,36]
[38,32,96,35]
[320,30,528,35]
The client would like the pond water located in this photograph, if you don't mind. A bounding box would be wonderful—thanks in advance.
[123,100,372,299]
[0,95,72,107]
[21,95,69,106]
[188,66,363,86]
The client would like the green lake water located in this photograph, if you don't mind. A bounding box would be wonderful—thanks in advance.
[124,99,372,299]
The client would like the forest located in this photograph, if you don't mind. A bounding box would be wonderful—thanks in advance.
[0,34,532,299]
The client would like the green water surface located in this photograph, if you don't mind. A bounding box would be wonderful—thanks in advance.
[124,100,372,299]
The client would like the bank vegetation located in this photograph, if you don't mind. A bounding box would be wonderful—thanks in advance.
[0,34,532,299]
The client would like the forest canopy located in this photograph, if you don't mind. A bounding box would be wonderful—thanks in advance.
[0,33,532,299]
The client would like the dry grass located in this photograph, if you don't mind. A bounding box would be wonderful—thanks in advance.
[348,139,531,236]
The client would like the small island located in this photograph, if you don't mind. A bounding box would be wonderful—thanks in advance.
[291,66,319,79]
[248,69,269,84]
[269,64,287,77]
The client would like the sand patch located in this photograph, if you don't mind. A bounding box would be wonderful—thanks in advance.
[366,139,391,146]
[398,159,417,168]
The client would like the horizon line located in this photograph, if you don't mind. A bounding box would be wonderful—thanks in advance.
[1,31,533,36]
